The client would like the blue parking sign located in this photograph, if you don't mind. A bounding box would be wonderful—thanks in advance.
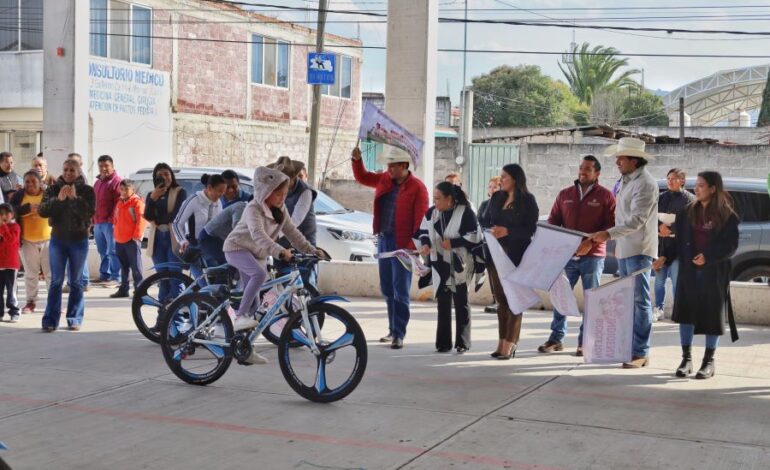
[307,53,336,85]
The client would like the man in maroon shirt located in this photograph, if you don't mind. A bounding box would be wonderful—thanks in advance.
[538,155,615,356]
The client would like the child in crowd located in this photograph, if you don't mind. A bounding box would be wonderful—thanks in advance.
[111,180,146,298]
[0,203,21,322]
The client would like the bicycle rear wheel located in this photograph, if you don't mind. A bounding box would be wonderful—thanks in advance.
[132,270,193,343]
[278,303,367,403]
[159,293,233,385]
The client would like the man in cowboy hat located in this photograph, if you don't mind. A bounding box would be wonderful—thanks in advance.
[350,145,429,349]
[588,137,659,369]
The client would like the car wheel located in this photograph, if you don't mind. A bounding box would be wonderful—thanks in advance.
[735,265,770,284]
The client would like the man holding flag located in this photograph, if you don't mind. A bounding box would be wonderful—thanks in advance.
[351,145,428,349]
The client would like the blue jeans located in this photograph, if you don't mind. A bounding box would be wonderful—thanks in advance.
[654,259,679,310]
[116,240,143,291]
[679,324,720,349]
[152,230,183,303]
[94,222,120,281]
[199,230,226,267]
[64,254,90,287]
[618,255,654,358]
[549,257,605,346]
[43,237,89,329]
[377,234,412,340]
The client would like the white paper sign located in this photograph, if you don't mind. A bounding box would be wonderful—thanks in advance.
[582,275,635,364]
[549,273,580,317]
[509,223,584,291]
[375,249,430,277]
[483,232,541,314]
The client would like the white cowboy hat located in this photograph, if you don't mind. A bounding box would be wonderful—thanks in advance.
[603,137,654,161]
[376,145,412,166]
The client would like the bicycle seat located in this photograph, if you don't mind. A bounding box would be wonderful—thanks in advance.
[204,264,231,277]
[199,284,229,299]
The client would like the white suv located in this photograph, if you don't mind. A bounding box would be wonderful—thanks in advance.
[129,167,377,263]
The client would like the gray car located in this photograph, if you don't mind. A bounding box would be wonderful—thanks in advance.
[655,177,770,283]
[129,167,377,263]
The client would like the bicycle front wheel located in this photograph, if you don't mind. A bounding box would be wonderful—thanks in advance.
[159,293,233,386]
[132,270,193,343]
[278,303,367,403]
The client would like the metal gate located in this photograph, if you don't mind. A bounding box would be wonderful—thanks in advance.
[467,144,519,206]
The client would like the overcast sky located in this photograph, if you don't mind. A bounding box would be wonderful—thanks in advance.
[267,0,770,105]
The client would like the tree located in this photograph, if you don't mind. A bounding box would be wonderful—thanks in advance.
[472,65,569,127]
[551,80,590,126]
[559,42,640,105]
[758,68,770,127]
[588,87,669,127]
[620,90,669,126]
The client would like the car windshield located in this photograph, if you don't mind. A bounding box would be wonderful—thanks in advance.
[314,191,349,215]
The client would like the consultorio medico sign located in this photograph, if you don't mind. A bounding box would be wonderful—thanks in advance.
[87,59,172,174]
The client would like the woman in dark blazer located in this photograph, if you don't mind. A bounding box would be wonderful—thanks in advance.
[479,164,539,360]
[653,171,739,379]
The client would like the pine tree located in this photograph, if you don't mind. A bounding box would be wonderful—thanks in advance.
[757,68,770,127]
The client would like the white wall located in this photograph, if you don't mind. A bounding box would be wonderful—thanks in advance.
[0,52,43,108]
[88,59,173,178]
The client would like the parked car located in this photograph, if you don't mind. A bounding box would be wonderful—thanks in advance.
[655,177,770,283]
[128,167,377,263]
[538,176,770,282]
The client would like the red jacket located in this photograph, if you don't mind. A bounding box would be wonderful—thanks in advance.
[93,171,122,224]
[548,181,615,257]
[0,222,21,269]
[113,194,147,244]
[352,158,429,250]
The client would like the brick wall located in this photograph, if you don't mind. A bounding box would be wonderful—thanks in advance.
[521,143,770,213]
[176,16,248,118]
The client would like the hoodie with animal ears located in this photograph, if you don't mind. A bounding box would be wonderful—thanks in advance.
[223,166,314,260]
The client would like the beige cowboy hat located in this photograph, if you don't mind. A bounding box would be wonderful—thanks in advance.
[603,137,654,161]
[376,145,412,166]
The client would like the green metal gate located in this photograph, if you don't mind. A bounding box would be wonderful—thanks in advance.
[467,144,520,206]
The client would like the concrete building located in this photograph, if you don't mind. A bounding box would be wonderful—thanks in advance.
[362,92,454,128]
[2,0,362,181]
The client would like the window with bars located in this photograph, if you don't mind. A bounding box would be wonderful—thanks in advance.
[251,34,290,88]
[321,55,352,99]
[89,0,152,65]
[0,0,43,52]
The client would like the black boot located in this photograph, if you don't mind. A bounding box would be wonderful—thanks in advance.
[676,345,693,377]
[695,348,716,379]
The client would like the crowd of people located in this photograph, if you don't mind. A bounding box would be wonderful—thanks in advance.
[0,136,748,378]
[0,151,318,345]
[351,136,741,380]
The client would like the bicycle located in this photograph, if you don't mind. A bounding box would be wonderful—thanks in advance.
[158,253,367,403]
[132,249,317,345]
[131,248,224,343]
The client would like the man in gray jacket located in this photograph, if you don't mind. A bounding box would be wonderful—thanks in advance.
[588,138,659,369]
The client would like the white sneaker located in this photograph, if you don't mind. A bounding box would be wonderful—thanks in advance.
[234,313,260,331]
[243,349,268,365]
[652,307,663,322]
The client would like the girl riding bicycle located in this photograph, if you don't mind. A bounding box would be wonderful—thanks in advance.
[223,165,322,339]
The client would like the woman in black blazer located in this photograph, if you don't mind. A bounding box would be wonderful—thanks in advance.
[479,164,539,360]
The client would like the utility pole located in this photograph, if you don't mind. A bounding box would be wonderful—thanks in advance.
[679,97,685,145]
[458,0,468,175]
[307,0,328,186]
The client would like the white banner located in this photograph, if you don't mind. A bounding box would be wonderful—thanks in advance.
[375,249,430,277]
[582,275,635,364]
[483,232,541,314]
[358,102,425,167]
[508,223,584,291]
[549,273,580,317]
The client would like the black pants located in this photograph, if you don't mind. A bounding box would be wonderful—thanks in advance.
[0,269,18,317]
[115,241,143,292]
[436,283,471,350]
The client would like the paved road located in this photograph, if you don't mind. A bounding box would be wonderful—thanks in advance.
[1,287,769,469]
